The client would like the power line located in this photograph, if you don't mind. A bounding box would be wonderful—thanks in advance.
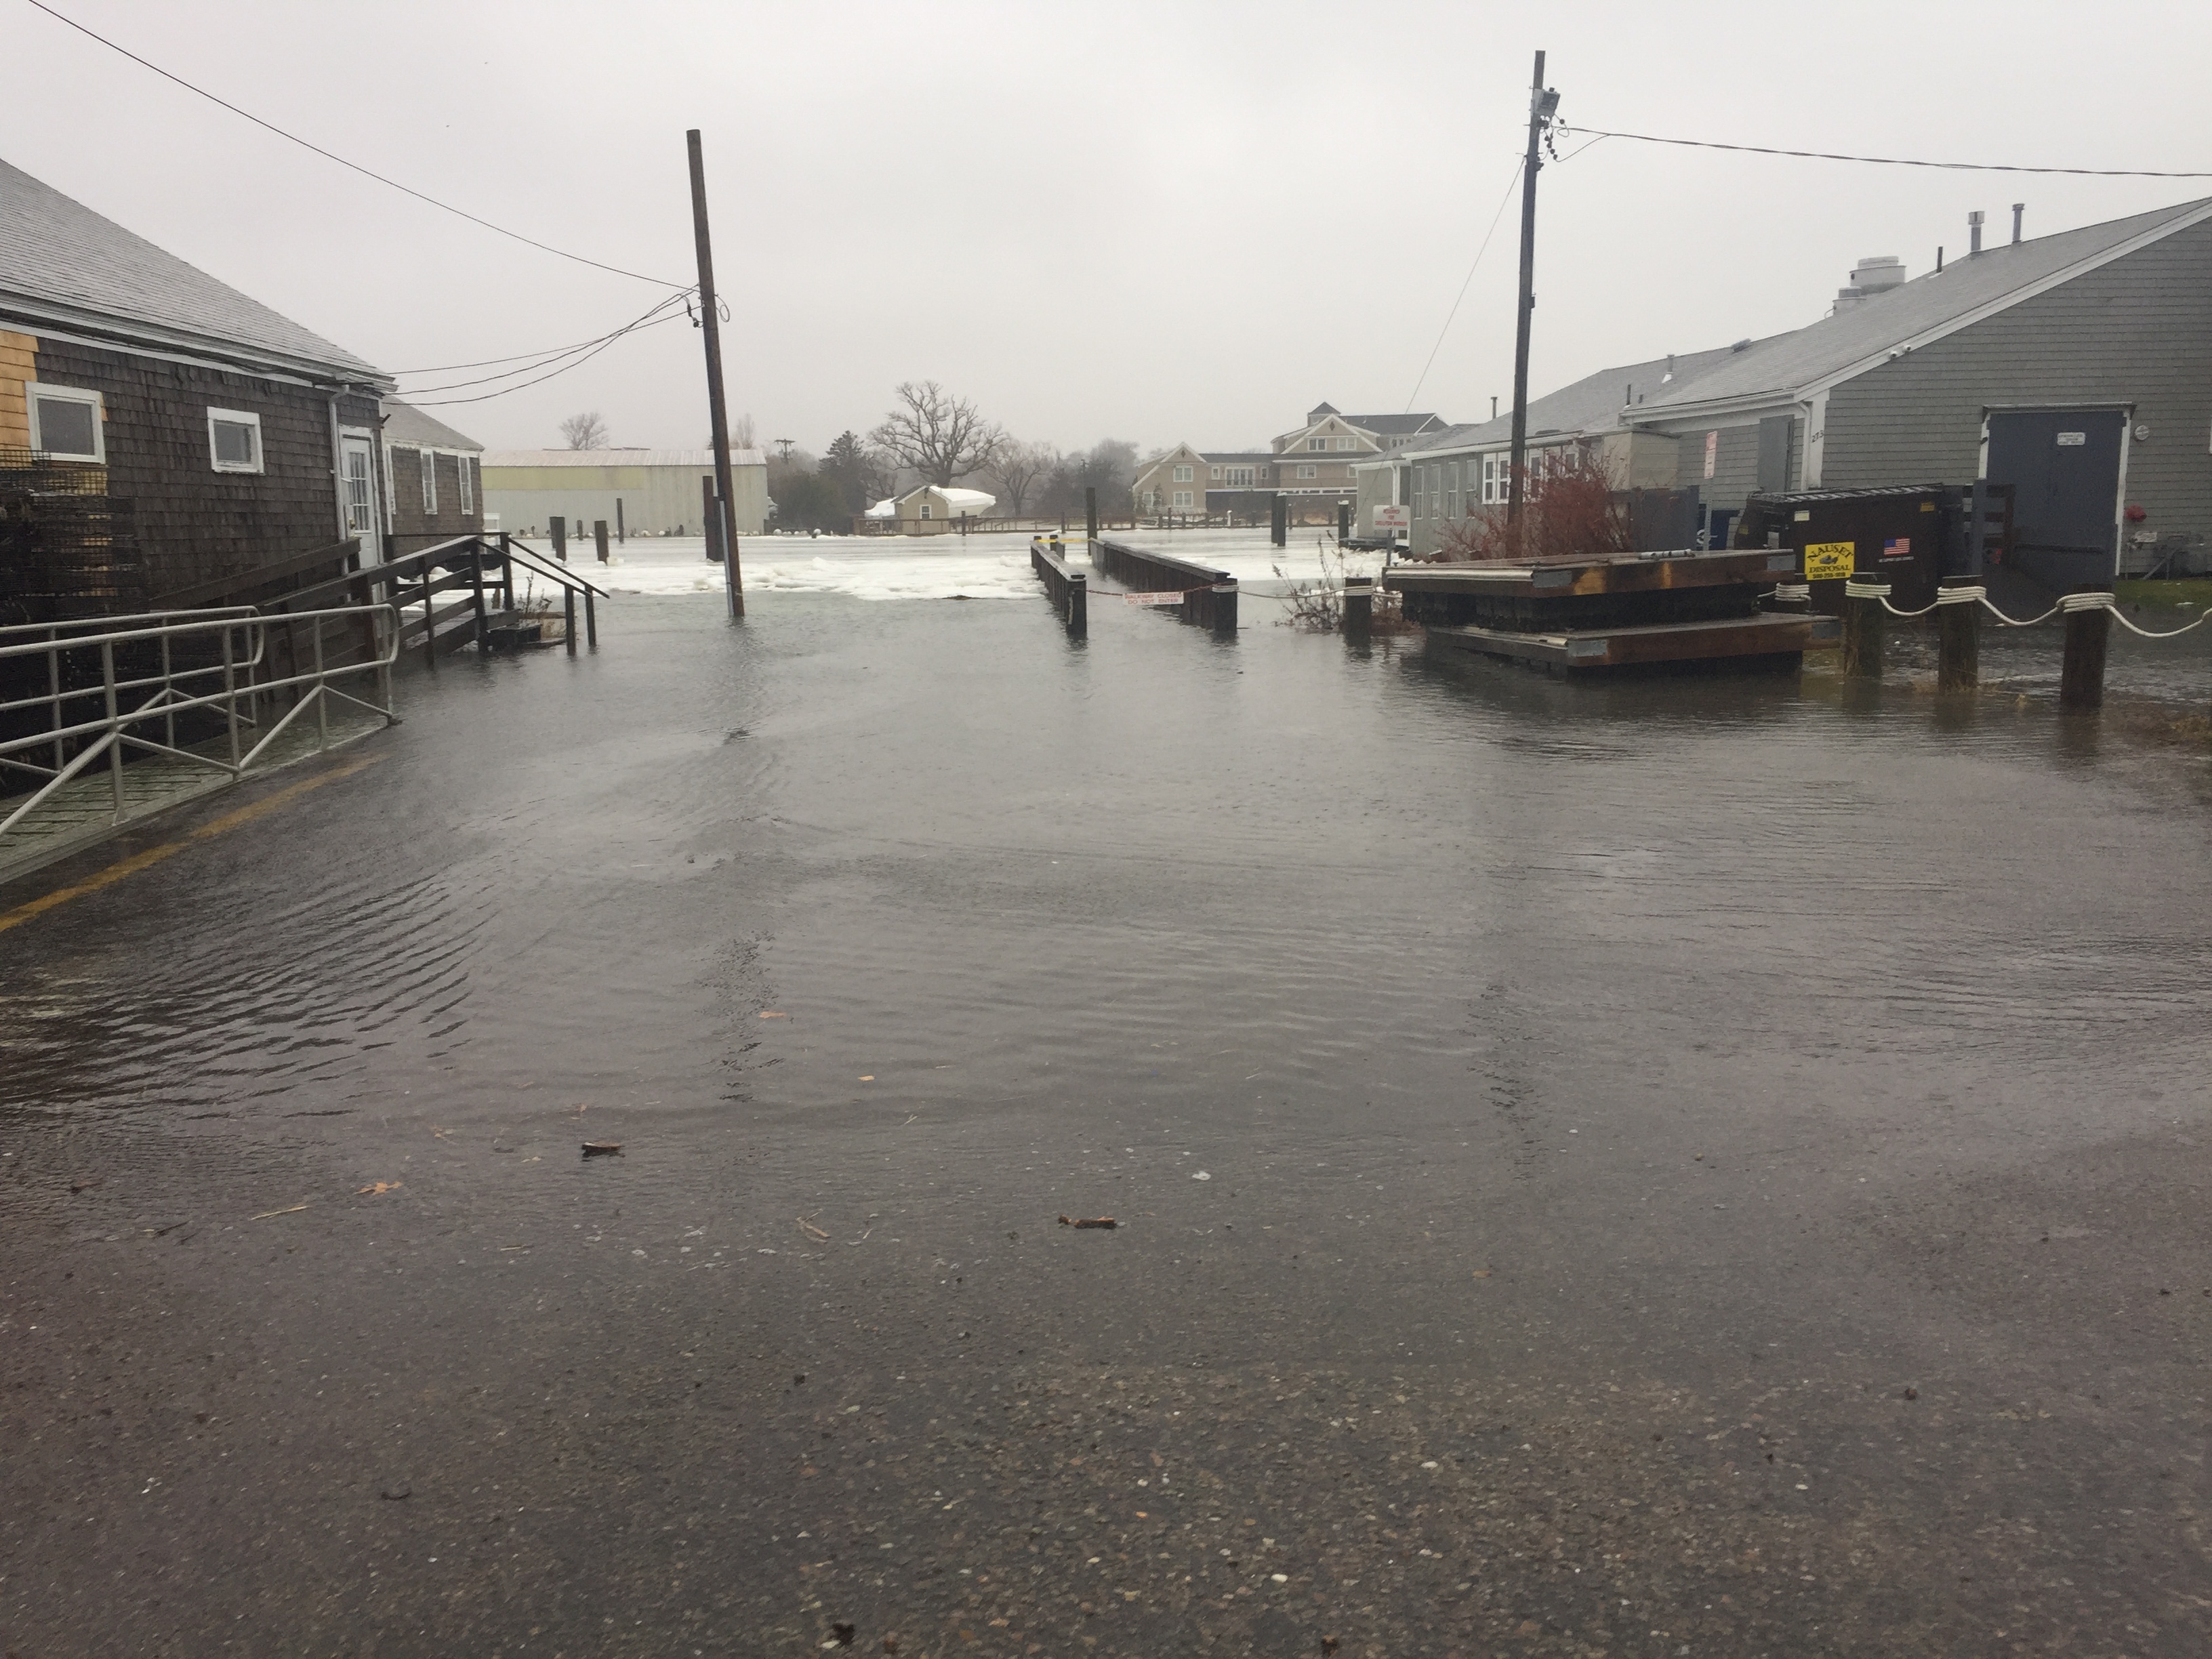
[394,298,692,396]
[1404,160,1525,413]
[1553,123,2212,179]
[23,0,691,287]
[402,294,692,407]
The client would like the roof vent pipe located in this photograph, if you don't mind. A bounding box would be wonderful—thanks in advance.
[2012,203,2024,244]
[1969,210,1985,255]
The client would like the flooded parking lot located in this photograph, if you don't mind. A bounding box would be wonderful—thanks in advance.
[4,552,2211,1656]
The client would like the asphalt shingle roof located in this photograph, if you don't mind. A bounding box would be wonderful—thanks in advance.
[0,157,387,384]
[1639,197,2212,412]
[382,401,483,451]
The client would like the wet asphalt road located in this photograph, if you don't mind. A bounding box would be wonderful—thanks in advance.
[3,588,2211,1658]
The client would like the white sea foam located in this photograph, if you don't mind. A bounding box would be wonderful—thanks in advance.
[550,529,1380,602]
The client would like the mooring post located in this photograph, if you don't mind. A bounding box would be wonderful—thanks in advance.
[1270,494,1288,548]
[1841,579,1885,678]
[1337,499,1351,542]
[594,520,609,562]
[565,585,577,659]
[2060,594,2111,710]
[1937,579,1980,689]
[1084,487,1099,548]
[1067,571,1087,638]
[550,516,567,561]
[584,588,598,650]
[1343,575,1374,640]
[616,497,626,544]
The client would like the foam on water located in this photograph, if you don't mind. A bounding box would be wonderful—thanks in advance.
[559,529,1383,602]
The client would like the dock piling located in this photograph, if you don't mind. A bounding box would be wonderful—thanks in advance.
[1343,575,1373,641]
[2060,594,2111,710]
[1937,581,1980,689]
[594,520,609,563]
[1084,487,1099,548]
[1841,579,1886,679]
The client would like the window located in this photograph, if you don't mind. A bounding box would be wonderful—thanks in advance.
[1446,464,1460,520]
[1309,436,1328,451]
[1172,490,1193,508]
[416,448,438,514]
[1225,466,1253,487]
[459,455,475,514]
[1336,436,1355,451]
[27,383,103,462]
[919,499,933,519]
[1209,466,1222,480]
[1297,464,1317,479]
[207,407,263,473]
[1481,455,1507,505]
[1173,464,1193,483]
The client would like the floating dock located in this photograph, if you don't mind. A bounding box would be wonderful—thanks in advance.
[1382,548,1837,672]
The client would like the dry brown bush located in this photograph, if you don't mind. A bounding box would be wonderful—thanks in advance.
[1434,445,1630,562]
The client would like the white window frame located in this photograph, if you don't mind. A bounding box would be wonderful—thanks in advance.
[1209,466,1222,480]
[458,454,475,514]
[1297,463,1317,480]
[1172,489,1193,508]
[1308,436,1328,451]
[1173,464,1193,483]
[207,407,264,474]
[419,448,438,515]
[1336,436,1355,451]
[26,382,105,462]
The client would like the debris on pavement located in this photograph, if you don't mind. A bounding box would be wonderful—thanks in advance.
[830,1621,855,1647]
[356,1182,403,1197]
[798,1215,831,1241]
[380,1484,411,1501]
[581,1141,623,1158]
[1059,1214,1118,1229]
[250,1204,308,1220]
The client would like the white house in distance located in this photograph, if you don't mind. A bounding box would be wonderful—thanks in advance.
[863,484,997,534]
[480,447,769,539]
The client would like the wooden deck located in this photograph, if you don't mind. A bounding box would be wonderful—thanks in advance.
[1428,611,1838,672]
[0,701,388,888]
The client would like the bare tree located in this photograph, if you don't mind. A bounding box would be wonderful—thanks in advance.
[731,412,758,452]
[870,381,1004,487]
[987,439,1057,516]
[559,411,609,449]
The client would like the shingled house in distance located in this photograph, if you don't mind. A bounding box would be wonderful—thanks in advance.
[0,156,394,622]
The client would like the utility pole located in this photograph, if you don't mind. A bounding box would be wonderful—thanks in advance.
[1507,49,1557,531]
[687,128,744,619]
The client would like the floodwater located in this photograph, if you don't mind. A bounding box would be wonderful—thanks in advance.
[4,548,2211,1656]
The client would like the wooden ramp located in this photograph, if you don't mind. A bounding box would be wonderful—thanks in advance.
[0,700,388,888]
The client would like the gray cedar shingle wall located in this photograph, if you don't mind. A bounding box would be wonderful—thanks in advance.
[34,337,338,596]
[388,447,481,544]
[1822,216,2212,540]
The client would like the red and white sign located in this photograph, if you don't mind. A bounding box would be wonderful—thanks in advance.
[1373,504,1410,530]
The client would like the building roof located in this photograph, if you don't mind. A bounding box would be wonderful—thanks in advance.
[1638,196,2212,415]
[481,448,766,468]
[0,156,389,386]
[899,484,996,512]
[382,401,483,452]
[1341,412,1446,436]
[1393,340,1795,459]
[1200,450,1275,465]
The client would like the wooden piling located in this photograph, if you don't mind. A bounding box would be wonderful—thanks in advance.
[499,531,514,610]
[1343,575,1373,640]
[594,520,609,562]
[2060,597,2110,710]
[565,587,577,658]
[1841,584,1884,678]
[1067,572,1086,638]
[584,589,598,650]
[616,497,626,544]
[469,543,490,650]
[550,516,567,561]
[1936,582,1980,690]
[1271,495,1288,548]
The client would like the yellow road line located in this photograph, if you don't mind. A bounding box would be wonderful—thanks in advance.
[0,753,382,936]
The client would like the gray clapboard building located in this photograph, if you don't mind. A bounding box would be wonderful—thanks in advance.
[1372,197,2212,585]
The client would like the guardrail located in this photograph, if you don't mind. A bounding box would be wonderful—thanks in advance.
[0,603,397,856]
[1029,536,1087,636]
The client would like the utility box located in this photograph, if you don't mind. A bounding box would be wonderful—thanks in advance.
[1734,485,1973,613]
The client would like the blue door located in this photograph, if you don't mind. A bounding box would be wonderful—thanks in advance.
[1984,410,2125,592]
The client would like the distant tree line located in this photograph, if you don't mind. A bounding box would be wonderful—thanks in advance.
[756,381,1141,533]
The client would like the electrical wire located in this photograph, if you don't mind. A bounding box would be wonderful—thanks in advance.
[401,305,680,407]
[23,0,691,287]
[394,298,692,396]
[1553,123,2212,179]
[1404,160,1525,413]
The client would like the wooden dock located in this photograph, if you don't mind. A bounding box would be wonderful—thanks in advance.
[1385,548,1827,673]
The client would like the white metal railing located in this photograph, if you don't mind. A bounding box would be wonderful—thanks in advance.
[0,603,398,846]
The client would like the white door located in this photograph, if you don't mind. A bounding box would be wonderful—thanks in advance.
[340,433,380,569]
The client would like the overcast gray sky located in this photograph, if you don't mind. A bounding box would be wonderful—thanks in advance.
[9,0,2209,457]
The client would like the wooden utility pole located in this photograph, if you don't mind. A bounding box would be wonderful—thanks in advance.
[1507,49,1554,531]
[687,129,744,619]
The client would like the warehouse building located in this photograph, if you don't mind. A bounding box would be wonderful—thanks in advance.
[481,447,769,540]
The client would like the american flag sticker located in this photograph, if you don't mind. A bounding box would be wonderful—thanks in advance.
[1883,537,1911,558]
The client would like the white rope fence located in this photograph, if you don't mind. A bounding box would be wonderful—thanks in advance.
[1839,578,2212,638]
